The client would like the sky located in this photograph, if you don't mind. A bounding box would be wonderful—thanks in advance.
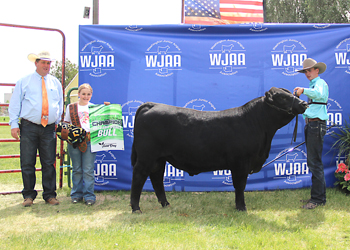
[0,0,182,102]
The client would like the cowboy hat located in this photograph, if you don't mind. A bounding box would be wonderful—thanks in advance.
[297,58,327,74]
[28,51,55,62]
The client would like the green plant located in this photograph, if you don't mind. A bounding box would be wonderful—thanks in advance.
[331,116,350,192]
[331,117,350,164]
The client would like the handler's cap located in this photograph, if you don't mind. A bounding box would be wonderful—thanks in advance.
[28,50,55,62]
[297,58,326,74]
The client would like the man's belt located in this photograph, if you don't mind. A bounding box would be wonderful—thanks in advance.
[21,118,54,127]
[305,118,322,124]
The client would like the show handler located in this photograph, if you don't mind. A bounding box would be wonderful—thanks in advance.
[294,58,329,210]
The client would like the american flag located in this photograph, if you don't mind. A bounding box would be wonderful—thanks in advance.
[184,0,264,25]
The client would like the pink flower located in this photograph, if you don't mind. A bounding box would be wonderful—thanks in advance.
[336,163,349,173]
[344,172,350,182]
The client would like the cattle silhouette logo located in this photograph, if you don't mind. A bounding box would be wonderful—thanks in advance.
[125,25,143,32]
[334,37,350,74]
[94,151,118,186]
[188,24,206,32]
[271,39,308,76]
[183,98,216,111]
[326,98,343,135]
[145,40,182,77]
[80,40,115,77]
[121,100,143,138]
[209,39,246,76]
[272,148,309,185]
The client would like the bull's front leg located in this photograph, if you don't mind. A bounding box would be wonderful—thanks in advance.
[130,166,149,213]
[231,171,248,211]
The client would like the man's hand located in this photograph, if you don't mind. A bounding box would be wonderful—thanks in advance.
[293,87,304,97]
[11,128,20,140]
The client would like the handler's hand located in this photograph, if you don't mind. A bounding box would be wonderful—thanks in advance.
[104,102,110,105]
[11,128,20,140]
[293,87,304,97]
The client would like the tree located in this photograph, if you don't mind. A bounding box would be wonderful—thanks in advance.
[264,0,350,23]
[50,59,78,88]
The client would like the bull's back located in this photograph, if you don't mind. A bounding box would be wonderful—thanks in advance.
[133,102,263,164]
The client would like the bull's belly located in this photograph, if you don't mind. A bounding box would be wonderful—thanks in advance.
[165,156,229,176]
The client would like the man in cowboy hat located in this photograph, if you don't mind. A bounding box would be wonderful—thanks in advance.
[294,58,329,209]
[9,51,63,207]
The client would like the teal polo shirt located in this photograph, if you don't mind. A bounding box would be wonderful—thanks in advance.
[303,76,329,121]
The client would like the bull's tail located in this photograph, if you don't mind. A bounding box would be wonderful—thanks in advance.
[130,102,155,167]
[131,142,137,167]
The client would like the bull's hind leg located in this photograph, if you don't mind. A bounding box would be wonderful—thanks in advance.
[149,160,169,208]
[231,170,248,211]
[130,164,150,213]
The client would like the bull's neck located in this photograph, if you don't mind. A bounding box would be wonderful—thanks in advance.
[261,100,295,131]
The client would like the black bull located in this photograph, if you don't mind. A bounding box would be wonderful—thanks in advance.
[130,87,308,213]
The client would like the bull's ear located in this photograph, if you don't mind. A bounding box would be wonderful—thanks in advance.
[265,89,274,103]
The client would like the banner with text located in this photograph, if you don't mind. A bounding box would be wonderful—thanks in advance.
[89,104,124,152]
[79,23,349,192]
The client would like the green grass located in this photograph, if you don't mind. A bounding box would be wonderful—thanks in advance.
[1,117,350,249]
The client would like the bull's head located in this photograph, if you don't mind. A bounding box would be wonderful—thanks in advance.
[265,87,308,115]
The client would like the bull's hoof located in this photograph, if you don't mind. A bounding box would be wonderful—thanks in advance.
[132,209,142,214]
[160,201,170,208]
[236,206,247,212]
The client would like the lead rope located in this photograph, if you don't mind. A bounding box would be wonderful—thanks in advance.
[291,94,298,143]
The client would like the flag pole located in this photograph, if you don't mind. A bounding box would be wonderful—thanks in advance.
[181,0,185,23]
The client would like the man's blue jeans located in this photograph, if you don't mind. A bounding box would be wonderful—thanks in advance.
[20,119,57,201]
[305,120,327,205]
[68,142,96,201]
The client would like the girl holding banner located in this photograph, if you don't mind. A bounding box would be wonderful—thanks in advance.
[64,83,109,206]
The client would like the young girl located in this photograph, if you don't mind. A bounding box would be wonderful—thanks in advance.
[64,83,99,205]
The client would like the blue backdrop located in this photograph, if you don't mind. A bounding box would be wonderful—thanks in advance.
[78,23,349,192]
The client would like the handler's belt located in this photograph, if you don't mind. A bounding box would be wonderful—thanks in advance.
[305,118,323,124]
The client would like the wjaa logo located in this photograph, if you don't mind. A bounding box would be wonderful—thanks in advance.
[249,23,268,32]
[121,100,143,138]
[326,98,343,135]
[80,40,115,77]
[125,25,143,32]
[94,151,118,186]
[163,163,184,187]
[145,40,182,77]
[272,148,309,185]
[271,39,307,76]
[334,38,350,74]
[209,40,246,76]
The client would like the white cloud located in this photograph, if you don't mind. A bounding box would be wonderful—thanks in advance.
[0,0,181,102]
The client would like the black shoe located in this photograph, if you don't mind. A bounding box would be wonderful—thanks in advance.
[71,198,83,204]
[301,201,325,209]
[85,200,95,206]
